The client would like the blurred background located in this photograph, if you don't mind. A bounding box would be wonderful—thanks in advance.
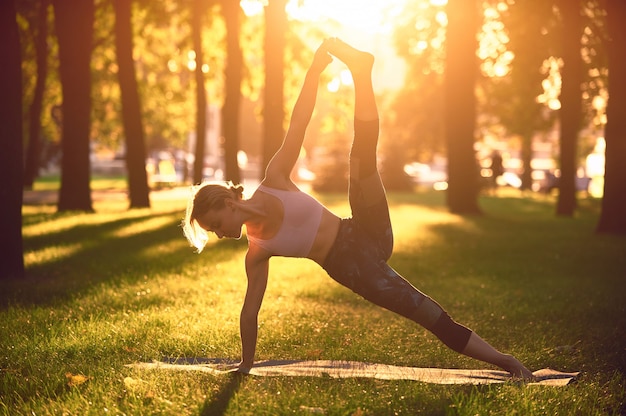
[15,0,609,196]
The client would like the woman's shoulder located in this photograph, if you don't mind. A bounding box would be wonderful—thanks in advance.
[258,178,299,192]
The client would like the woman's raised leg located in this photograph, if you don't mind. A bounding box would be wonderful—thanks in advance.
[324,39,533,380]
[326,38,393,258]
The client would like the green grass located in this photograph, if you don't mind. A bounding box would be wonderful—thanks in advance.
[2,187,625,415]
[30,174,129,191]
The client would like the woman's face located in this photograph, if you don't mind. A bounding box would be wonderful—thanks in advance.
[196,205,242,240]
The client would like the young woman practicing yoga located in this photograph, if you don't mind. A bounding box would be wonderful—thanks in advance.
[183,38,534,379]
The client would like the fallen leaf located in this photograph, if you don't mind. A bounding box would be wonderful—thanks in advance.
[299,405,325,414]
[65,372,90,387]
[124,377,140,388]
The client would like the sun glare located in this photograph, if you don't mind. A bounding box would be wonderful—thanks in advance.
[240,0,416,91]
[242,0,413,35]
[286,0,406,34]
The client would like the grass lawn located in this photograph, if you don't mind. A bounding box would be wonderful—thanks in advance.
[2,185,625,415]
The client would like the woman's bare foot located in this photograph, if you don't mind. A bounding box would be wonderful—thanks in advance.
[324,38,374,74]
[501,354,535,381]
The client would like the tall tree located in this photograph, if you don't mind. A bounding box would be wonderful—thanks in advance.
[23,0,50,190]
[191,0,208,185]
[556,0,584,216]
[444,0,481,214]
[53,0,95,211]
[490,0,556,191]
[221,0,242,184]
[387,0,450,175]
[0,0,25,279]
[113,0,150,208]
[596,0,626,234]
[262,0,287,175]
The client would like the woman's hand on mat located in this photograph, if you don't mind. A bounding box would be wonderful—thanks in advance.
[237,361,252,374]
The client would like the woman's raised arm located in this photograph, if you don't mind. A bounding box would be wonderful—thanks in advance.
[263,43,332,185]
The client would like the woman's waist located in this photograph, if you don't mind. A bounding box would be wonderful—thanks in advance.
[308,211,342,265]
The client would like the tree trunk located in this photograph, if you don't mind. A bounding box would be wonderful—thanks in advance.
[444,0,481,214]
[192,0,207,185]
[262,0,287,176]
[520,133,533,191]
[556,0,583,216]
[53,0,94,212]
[221,0,242,184]
[596,0,626,234]
[0,0,25,279]
[24,0,49,190]
[113,0,150,208]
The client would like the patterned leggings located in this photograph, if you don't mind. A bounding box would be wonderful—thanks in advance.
[322,119,472,353]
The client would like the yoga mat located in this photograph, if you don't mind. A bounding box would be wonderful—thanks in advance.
[126,358,578,386]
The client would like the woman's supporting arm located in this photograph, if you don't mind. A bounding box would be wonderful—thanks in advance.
[238,249,270,371]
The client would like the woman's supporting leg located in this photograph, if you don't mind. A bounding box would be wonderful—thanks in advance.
[461,333,535,379]
[411,296,534,379]
[325,243,534,379]
[325,39,534,381]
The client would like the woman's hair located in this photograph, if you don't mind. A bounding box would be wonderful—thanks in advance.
[182,181,244,252]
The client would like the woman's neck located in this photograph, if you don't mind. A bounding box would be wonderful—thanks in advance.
[240,195,270,233]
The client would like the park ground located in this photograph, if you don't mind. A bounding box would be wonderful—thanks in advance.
[2,183,625,415]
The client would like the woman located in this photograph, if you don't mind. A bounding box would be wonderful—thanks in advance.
[183,38,534,379]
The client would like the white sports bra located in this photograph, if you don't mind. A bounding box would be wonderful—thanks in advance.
[247,185,324,257]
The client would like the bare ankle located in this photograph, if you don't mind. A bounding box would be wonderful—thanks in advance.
[325,38,374,74]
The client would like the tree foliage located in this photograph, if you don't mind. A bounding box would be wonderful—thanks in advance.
[14,0,620,225]
[484,0,558,190]
[389,0,447,164]
[18,0,62,176]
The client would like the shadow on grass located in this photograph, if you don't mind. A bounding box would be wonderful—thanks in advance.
[3,208,248,308]
[199,372,247,416]
[10,192,624,378]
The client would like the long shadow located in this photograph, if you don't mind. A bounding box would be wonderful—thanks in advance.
[199,372,247,416]
[4,209,248,308]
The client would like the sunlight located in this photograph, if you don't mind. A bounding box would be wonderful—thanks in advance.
[24,244,84,267]
[286,0,406,34]
[240,0,266,17]
[241,0,458,92]
[111,216,174,238]
[242,0,412,35]
[479,4,513,78]
[537,56,562,110]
